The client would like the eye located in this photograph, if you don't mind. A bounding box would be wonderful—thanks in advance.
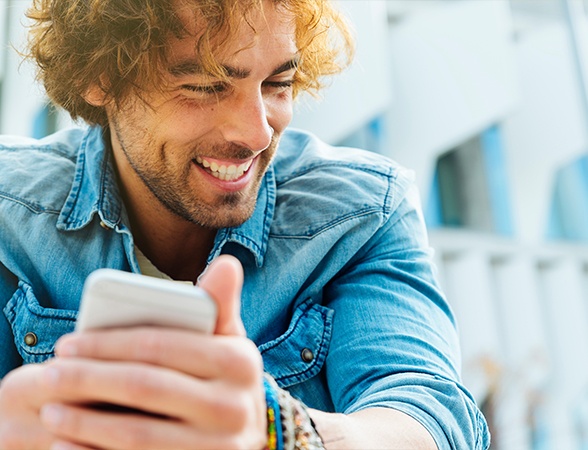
[181,83,229,95]
[263,80,294,93]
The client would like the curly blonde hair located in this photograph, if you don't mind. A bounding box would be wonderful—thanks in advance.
[26,0,354,127]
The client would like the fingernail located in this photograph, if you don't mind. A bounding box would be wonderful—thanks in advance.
[40,403,65,428]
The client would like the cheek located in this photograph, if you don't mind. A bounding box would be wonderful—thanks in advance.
[167,104,219,139]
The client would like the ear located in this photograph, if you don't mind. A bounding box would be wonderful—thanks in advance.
[83,83,109,107]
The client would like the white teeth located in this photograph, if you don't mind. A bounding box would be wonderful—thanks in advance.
[195,157,254,181]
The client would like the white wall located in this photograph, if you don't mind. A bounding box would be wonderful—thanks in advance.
[383,0,519,198]
[0,0,48,136]
[502,19,588,242]
[0,1,7,83]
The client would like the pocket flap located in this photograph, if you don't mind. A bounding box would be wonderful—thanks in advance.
[3,281,77,363]
[259,301,334,388]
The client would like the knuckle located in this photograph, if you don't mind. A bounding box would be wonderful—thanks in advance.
[1,364,50,403]
[243,340,264,373]
[79,333,101,356]
[46,360,82,391]
[125,368,160,402]
[221,435,246,450]
[0,423,19,450]
[0,365,31,396]
[222,434,262,450]
[60,407,83,435]
[219,339,263,385]
[209,394,249,431]
[0,373,18,403]
[0,369,16,388]
[0,421,53,450]
[134,330,165,362]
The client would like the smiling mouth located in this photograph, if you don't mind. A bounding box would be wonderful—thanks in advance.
[194,156,254,181]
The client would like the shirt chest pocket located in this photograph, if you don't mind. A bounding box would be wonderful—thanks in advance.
[3,281,77,364]
[259,301,334,389]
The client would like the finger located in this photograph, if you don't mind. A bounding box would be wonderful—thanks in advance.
[198,255,246,336]
[48,439,93,450]
[0,364,82,450]
[41,358,254,430]
[0,417,55,450]
[0,363,52,406]
[40,402,259,450]
[55,328,259,382]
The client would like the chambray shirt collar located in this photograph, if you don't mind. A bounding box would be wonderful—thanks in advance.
[56,126,122,232]
[208,165,275,268]
[56,125,274,267]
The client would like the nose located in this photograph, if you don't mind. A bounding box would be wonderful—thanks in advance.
[220,90,274,152]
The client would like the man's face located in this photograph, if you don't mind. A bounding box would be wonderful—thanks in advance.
[105,1,297,229]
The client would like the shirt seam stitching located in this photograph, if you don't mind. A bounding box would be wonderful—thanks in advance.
[268,207,381,239]
[0,191,60,215]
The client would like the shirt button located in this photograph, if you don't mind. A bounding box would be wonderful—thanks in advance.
[99,220,112,230]
[24,332,38,347]
[301,348,314,363]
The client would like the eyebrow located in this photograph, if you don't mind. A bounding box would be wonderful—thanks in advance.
[168,57,299,79]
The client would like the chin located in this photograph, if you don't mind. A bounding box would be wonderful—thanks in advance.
[187,204,257,229]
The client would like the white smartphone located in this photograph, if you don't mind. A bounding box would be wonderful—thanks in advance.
[76,268,217,333]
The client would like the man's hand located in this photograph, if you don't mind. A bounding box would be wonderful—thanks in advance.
[0,255,267,450]
[0,363,60,449]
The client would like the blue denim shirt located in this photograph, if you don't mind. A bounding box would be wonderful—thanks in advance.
[0,126,489,449]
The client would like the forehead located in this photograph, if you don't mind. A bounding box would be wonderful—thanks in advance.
[169,0,297,65]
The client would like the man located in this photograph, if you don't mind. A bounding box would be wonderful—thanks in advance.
[0,0,489,448]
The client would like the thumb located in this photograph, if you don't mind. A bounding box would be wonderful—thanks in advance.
[198,255,246,336]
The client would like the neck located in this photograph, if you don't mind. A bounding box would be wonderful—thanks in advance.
[119,181,216,284]
[129,210,216,283]
[106,134,218,282]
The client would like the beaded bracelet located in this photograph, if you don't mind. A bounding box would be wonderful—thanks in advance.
[263,373,325,450]
[264,374,284,450]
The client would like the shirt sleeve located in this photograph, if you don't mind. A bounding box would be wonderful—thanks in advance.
[323,184,490,450]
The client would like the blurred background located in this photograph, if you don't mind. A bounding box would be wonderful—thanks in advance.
[2,0,588,448]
